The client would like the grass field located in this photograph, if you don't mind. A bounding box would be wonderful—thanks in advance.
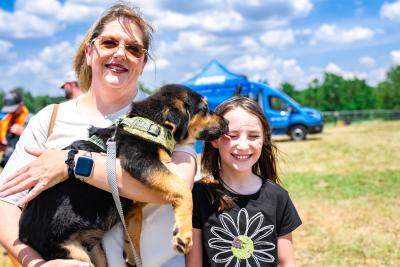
[275,120,400,267]
[1,120,399,266]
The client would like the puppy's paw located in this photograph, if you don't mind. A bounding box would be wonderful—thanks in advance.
[125,260,137,267]
[172,225,193,254]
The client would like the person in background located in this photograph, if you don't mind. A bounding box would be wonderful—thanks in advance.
[0,3,196,267]
[0,92,29,168]
[186,96,302,267]
[59,71,82,100]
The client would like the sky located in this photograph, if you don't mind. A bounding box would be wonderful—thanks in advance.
[0,0,400,96]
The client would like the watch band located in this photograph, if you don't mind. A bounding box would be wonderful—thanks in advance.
[65,147,79,179]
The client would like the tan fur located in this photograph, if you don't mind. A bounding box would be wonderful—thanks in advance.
[159,147,172,163]
[63,230,106,266]
[187,113,224,142]
[145,168,193,254]
[63,241,91,263]
[124,203,145,266]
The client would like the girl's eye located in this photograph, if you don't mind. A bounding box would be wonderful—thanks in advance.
[249,135,261,138]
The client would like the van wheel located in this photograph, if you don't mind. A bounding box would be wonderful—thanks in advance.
[289,125,307,141]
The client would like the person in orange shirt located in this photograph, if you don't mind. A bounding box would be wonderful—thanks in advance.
[0,92,29,167]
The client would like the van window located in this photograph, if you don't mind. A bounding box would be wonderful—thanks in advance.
[269,96,290,111]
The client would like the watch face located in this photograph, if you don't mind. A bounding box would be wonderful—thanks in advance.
[75,156,94,177]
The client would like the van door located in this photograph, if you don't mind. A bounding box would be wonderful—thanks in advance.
[264,95,291,131]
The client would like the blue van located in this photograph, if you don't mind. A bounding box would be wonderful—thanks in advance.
[183,60,323,149]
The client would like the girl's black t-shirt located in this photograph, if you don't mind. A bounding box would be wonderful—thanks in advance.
[192,179,302,267]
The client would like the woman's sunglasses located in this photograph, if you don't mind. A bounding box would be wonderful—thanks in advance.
[93,36,147,58]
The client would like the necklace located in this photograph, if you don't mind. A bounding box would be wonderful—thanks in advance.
[220,178,241,195]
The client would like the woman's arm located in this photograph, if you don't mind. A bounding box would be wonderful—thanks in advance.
[277,233,296,267]
[0,200,93,267]
[0,147,196,206]
[185,228,202,267]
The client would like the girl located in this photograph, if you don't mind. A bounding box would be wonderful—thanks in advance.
[186,96,301,267]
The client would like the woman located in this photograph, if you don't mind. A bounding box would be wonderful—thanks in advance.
[0,3,196,267]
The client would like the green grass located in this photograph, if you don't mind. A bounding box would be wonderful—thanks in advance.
[274,120,400,266]
[283,170,400,200]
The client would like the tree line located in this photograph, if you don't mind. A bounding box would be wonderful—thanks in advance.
[281,65,400,111]
[0,83,153,115]
[1,66,399,114]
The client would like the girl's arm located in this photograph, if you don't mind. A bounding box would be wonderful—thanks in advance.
[277,233,296,267]
[0,147,196,206]
[185,228,203,267]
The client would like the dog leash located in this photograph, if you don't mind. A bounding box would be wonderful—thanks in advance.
[106,138,142,267]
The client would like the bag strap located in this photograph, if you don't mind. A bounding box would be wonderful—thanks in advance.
[47,104,59,138]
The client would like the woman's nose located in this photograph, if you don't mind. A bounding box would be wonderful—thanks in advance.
[113,43,127,58]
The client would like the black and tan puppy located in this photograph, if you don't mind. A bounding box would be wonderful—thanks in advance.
[19,84,228,266]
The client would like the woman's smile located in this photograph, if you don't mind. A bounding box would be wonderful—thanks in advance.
[105,62,128,74]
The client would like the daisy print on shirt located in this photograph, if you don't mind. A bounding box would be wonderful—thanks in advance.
[208,208,275,266]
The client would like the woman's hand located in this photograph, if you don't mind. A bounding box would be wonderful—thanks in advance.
[37,259,94,267]
[0,147,68,206]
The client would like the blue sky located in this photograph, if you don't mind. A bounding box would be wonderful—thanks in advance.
[0,0,399,96]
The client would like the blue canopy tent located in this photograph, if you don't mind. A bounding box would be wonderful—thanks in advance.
[183,59,256,110]
[183,60,259,152]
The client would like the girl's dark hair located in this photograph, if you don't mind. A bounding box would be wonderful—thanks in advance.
[201,96,280,211]
[73,2,154,91]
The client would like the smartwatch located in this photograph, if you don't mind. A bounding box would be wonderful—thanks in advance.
[74,152,94,182]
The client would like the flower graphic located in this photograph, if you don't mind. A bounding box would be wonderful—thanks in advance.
[208,208,275,266]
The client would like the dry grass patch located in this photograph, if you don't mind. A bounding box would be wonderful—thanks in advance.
[294,197,400,267]
[274,120,400,266]
[275,120,400,175]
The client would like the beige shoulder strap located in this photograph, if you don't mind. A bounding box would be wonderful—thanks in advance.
[47,104,59,138]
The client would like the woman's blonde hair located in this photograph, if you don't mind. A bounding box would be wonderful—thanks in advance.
[73,2,154,91]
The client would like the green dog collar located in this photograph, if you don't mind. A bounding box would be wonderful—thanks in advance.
[117,116,176,154]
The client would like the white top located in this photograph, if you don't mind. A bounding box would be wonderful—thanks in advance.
[0,90,195,267]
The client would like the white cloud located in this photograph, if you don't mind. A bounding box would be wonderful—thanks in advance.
[152,10,243,32]
[15,0,62,17]
[324,62,367,80]
[8,41,75,86]
[359,56,375,67]
[0,0,109,38]
[145,58,170,72]
[380,0,400,21]
[240,37,261,51]
[260,29,295,48]
[0,40,12,54]
[310,24,377,45]
[0,9,59,38]
[391,50,400,64]
[368,68,387,85]
[228,54,306,88]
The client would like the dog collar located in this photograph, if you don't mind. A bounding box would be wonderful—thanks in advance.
[116,115,176,154]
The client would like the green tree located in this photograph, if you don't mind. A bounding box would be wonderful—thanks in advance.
[376,65,400,109]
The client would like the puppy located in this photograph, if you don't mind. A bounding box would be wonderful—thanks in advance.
[19,84,228,266]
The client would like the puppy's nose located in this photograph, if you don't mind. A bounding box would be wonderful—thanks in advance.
[221,118,229,134]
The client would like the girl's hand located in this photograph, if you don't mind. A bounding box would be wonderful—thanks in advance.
[0,147,68,206]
